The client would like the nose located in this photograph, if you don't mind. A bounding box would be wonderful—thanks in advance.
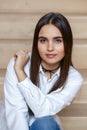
[47,41,53,51]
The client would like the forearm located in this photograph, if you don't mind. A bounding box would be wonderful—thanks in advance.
[17,70,83,118]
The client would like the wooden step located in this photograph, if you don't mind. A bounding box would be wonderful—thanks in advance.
[72,43,87,69]
[58,103,87,130]
[0,0,87,14]
[0,15,87,40]
[59,103,87,117]
[60,117,87,130]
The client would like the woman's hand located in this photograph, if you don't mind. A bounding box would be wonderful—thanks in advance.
[14,49,29,82]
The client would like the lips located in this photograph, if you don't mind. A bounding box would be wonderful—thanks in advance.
[46,54,56,58]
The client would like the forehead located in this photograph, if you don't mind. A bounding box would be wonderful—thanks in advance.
[39,24,62,37]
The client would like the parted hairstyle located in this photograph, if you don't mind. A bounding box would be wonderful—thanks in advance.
[30,12,73,93]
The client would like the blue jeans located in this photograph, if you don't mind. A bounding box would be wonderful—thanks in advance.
[29,116,61,130]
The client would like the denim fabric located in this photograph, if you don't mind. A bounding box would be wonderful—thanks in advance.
[29,116,61,130]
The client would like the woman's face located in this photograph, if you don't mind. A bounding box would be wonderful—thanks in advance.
[38,24,65,69]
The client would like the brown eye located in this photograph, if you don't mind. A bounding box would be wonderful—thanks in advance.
[54,38,63,44]
[38,38,46,43]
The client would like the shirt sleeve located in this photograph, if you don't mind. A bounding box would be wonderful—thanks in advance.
[4,58,29,130]
[17,67,83,118]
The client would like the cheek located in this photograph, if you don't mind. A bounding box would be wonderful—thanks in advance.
[61,47,65,55]
[38,44,44,55]
[37,43,41,53]
[57,49,65,61]
[57,45,65,56]
[58,50,65,59]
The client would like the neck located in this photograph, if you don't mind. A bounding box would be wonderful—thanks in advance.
[41,62,60,70]
[41,64,59,78]
[41,65,59,72]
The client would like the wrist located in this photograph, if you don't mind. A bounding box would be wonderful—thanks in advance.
[14,67,23,73]
[14,67,27,82]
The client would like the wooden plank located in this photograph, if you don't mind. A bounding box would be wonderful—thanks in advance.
[73,69,87,103]
[0,0,87,14]
[74,68,87,103]
[73,84,87,103]
[72,43,87,69]
[0,40,32,68]
[59,104,87,117]
[68,16,87,39]
[0,21,35,39]
[60,117,87,130]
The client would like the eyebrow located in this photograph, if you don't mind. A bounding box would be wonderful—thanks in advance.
[38,36,47,39]
[53,36,63,39]
[38,36,63,39]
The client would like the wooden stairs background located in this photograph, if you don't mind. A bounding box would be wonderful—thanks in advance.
[0,0,87,129]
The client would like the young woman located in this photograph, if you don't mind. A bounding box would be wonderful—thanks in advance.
[3,12,83,130]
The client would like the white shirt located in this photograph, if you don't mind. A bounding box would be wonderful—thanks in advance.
[4,54,83,130]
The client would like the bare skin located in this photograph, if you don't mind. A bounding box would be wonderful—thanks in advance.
[14,49,29,82]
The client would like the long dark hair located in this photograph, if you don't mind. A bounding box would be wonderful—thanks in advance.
[30,12,73,92]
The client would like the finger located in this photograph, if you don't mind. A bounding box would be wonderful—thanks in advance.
[24,49,29,54]
[15,50,25,56]
[14,50,29,59]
